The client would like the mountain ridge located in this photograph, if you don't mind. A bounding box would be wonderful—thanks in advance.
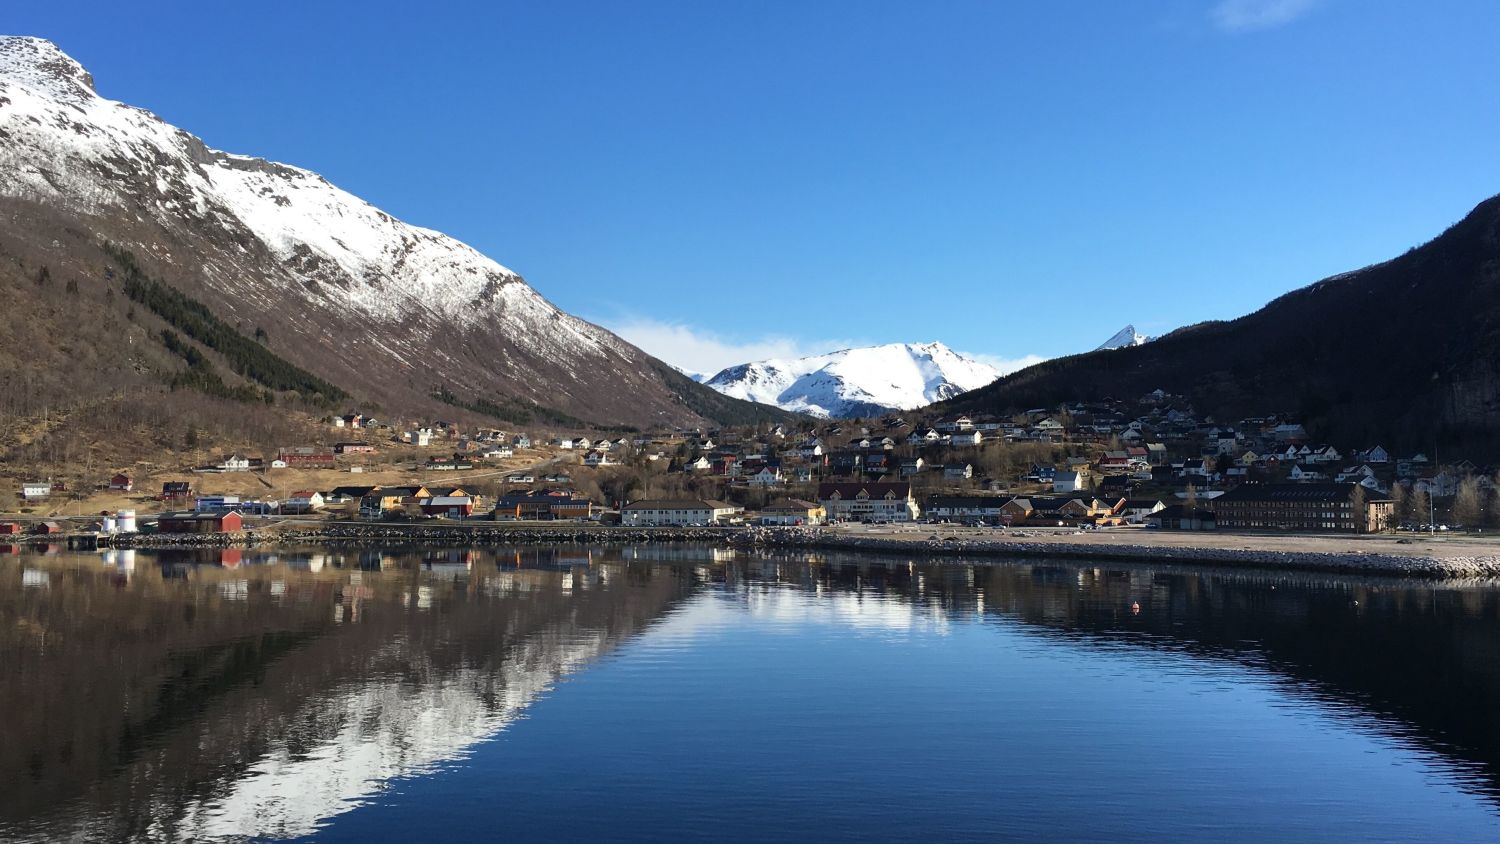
[935,192,1500,455]
[0,36,792,431]
[702,341,1000,418]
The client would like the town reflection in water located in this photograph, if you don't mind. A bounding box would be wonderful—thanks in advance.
[2,544,1499,840]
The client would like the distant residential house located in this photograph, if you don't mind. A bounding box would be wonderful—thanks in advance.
[1179,459,1211,479]
[283,491,326,514]
[1360,446,1392,464]
[109,474,133,492]
[1122,498,1168,522]
[898,458,926,477]
[685,456,712,472]
[583,450,617,467]
[20,482,51,501]
[748,467,785,487]
[1287,464,1324,482]
[944,463,974,481]
[505,473,536,484]
[1027,465,1056,484]
[1053,470,1086,493]
[511,434,532,448]
[217,455,251,472]
[907,428,943,446]
[480,446,514,459]
[334,442,378,455]
[949,431,984,447]
[161,481,192,501]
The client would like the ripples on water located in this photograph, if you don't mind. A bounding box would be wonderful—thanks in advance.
[1,545,1499,842]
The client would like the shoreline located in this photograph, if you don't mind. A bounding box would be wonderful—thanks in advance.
[76,521,1500,578]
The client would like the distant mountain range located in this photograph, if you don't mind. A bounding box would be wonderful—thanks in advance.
[937,192,1500,455]
[700,326,1152,418]
[702,342,1000,418]
[0,36,789,432]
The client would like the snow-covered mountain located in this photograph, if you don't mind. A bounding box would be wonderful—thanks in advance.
[1095,324,1151,350]
[0,36,784,427]
[703,342,999,418]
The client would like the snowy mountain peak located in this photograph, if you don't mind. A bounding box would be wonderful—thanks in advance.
[1096,324,1150,350]
[0,36,95,101]
[0,35,780,427]
[703,341,999,418]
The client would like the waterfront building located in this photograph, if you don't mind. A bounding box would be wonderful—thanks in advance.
[1214,483,1392,533]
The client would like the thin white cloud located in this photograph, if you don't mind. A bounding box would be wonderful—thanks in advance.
[599,316,861,378]
[958,351,1048,377]
[1210,0,1320,32]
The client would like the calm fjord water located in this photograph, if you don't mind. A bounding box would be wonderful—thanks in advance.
[3,545,1499,842]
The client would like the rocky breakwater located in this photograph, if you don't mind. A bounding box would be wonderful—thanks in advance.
[730,527,1500,578]
[113,523,741,548]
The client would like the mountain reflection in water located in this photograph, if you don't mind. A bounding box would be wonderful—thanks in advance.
[2,545,1498,841]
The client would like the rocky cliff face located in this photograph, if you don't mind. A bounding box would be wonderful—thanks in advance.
[0,36,787,429]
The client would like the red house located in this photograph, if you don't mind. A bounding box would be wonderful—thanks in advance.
[34,522,62,535]
[0,523,21,535]
[109,473,134,492]
[278,447,337,469]
[158,510,244,534]
[421,496,475,518]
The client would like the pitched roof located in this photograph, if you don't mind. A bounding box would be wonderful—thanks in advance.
[816,482,911,499]
[1217,483,1389,503]
[622,499,723,511]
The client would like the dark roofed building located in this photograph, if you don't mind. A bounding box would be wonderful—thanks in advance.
[1214,483,1391,533]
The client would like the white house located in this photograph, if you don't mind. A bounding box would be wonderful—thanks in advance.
[949,431,983,447]
[20,482,50,500]
[685,456,712,472]
[621,499,741,526]
[748,467,785,487]
[283,491,325,514]
[217,455,251,472]
[1053,470,1086,493]
[584,450,617,467]
[944,463,974,480]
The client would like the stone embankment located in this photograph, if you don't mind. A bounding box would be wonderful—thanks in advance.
[729,527,1500,578]
[109,523,736,549]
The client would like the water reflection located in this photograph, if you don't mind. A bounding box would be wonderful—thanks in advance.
[2,546,1499,840]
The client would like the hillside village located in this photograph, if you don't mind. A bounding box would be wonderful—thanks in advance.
[6,388,1496,538]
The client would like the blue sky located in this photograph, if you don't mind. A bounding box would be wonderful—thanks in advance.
[11,1,1500,373]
